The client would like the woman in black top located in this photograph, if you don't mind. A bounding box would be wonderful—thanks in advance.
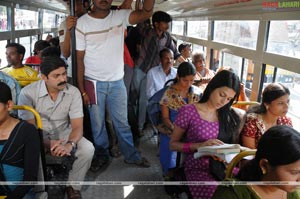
[0,82,40,199]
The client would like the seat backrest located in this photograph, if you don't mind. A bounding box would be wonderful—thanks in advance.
[233,101,260,111]
[147,86,169,126]
[225,150,256,179]
[147,85,202,126]
[12,105,48,198]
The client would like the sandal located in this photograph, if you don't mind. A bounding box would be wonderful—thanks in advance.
[66,186,81,199]
[110,148,122,158]
[124,157,151,168]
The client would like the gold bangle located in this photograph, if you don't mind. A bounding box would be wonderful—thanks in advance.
[82,92,87,97]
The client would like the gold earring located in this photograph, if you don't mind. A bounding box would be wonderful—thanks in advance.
[261,168,266,175]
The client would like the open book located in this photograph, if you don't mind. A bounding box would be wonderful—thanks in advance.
[193,144,250,163]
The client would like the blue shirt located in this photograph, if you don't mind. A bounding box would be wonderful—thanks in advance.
[0,71,21,104]
[146,65,177,99]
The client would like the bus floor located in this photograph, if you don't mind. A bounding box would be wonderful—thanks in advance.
[47,126,173,199]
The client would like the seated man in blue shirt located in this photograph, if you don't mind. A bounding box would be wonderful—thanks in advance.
[146,48,177,99]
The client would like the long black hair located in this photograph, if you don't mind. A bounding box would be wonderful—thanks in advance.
[0,82,12,104]
[248,83,290,114]
[200,70,241,143]
[238,125,300,181]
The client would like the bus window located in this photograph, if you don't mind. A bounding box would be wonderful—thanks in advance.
[187,21,209,40]
[31,35,39,57]
[43,10,56,29]
[20,36,31,62]
[214,20,259,49]
[243,59,255,96]
[0,40,8,68]
[172,21,184,35]
[15,8,38,30]
[192,44,206,57]
[0,5,8,31]
[211,49,220,72]
[276,68,300,131]
[220,52,243,75]
[264,65,275,83]
[216,52,254,98]
[267,20,300,59]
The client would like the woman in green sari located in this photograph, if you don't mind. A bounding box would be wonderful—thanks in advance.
[213,125,300,199]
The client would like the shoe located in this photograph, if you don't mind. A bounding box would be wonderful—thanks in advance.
[138,129,144,137]
[110,148,122,158]
[124,157,150,168]
[89,158,111,172]
[66,186,81,199]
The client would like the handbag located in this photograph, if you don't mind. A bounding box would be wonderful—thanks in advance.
[209,157,226,180]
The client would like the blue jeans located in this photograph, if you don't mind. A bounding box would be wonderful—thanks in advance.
[131,67,148,130]
[89,79,141,162]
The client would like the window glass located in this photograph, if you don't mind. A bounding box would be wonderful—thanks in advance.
[214,21,259,49]
[20,36,31,62]
[219,53,253,97]
[0,40,8,68]
[57,13,66,27]
[42,33,49,40]
[267,20,300,59]
[31,35,39,56]
[211,49,221,72]
[263,65,275,84]
[187,21,208,39]
[43,11,56,29]
[276,68,300,131]
[15,8,38,30]
[171,21,184,35]
[0,6,8,31]
[243,59,255,93]
[220,52,243,76]
[192,44,205,54]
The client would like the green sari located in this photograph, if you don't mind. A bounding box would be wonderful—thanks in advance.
[212,185,300,199]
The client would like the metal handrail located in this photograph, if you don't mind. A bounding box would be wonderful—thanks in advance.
[225,150,257,179]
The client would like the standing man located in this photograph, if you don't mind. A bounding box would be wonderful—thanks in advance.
[59,0,86,59]
[132,11,182,135]
[18,56,94,199]
[58,0,87,78]
[146,48,177,99]
[76,0,154,169]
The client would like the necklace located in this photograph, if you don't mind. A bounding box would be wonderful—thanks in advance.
[249,185,286,199]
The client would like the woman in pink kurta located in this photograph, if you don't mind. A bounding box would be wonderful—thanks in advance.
[170,70,242,199]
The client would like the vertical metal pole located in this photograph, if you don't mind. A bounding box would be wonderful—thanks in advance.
[70,0,77,86]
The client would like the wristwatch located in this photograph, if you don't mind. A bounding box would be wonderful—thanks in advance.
[67,141,77,151]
